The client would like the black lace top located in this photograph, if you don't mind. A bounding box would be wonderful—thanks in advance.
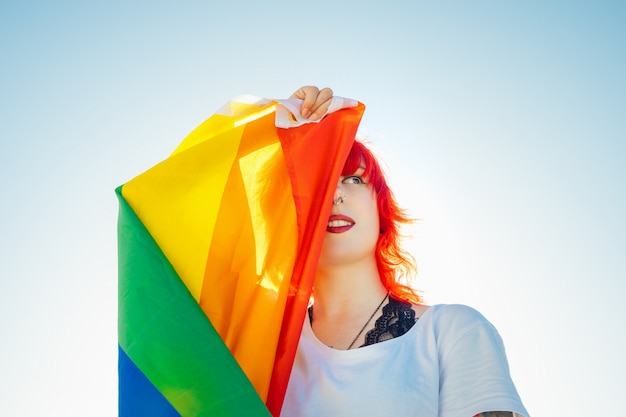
[309,296,418,348]
[362,296,418,347]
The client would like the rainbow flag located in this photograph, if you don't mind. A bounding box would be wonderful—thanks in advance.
[117,95,365,416]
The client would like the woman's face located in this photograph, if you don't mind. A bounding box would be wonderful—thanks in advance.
[318,165,380,270]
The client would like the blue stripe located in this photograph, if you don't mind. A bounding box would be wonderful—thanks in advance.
[118,345,182,417]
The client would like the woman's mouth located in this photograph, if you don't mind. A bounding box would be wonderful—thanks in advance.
[326,214,355,233]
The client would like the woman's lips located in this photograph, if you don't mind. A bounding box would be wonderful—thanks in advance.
[326,214,355,233]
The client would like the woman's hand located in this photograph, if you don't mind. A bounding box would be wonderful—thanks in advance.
[290,86,334,120]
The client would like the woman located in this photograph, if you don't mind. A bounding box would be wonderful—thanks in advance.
[279,87,529,417]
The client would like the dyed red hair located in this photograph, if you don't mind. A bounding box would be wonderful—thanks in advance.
[341,140,422,305]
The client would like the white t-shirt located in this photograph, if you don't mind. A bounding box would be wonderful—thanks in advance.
[281,304,528,417]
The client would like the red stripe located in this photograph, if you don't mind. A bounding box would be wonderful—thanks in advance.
[267,104,365,416]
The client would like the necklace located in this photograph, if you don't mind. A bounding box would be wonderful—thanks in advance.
[347,294,388,350]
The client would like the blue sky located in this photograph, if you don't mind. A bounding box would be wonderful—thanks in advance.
[1,1,624,415]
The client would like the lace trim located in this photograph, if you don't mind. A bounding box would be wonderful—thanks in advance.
[362,296,417,347]
[308,297,418,348]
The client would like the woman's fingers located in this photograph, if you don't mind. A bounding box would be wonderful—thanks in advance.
[290,86,334,120]
[309,87,334,120]
[290,86,319,118]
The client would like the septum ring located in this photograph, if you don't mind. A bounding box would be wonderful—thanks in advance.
[333,196,345,205]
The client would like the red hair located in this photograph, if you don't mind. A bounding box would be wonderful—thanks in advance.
[341,140,422,304]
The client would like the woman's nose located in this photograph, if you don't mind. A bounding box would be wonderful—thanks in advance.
[332,184,346,205]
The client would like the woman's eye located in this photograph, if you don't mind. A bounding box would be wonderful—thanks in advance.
[342,175,365,184]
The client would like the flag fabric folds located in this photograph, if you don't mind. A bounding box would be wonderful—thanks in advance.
[117,96,365,416]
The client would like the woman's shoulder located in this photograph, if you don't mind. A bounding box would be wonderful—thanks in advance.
[431,303,487,318]
[407,304,502,357]
[425,304,495,333]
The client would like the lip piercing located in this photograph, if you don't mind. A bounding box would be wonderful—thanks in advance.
[333,196,345,205]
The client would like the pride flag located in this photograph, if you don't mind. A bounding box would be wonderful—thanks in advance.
[117,95,365,416]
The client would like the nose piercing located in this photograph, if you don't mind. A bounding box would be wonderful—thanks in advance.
[333,196,345,205]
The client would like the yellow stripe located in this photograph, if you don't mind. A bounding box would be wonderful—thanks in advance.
[122,121,243,300]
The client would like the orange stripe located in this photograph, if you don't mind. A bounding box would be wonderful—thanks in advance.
[199,111,298,399]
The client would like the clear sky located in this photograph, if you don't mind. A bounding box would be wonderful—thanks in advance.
[1,1,624,415]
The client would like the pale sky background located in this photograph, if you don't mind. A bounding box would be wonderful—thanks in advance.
[1,1,624,416]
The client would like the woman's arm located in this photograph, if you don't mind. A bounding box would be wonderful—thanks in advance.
[475,412,525,417]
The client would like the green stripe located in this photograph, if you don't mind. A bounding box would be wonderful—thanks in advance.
[117,186,271,417]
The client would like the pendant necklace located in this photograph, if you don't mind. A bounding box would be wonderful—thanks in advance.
[347,294,388,350]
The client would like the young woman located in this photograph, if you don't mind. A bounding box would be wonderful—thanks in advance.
[279,87,529,417]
